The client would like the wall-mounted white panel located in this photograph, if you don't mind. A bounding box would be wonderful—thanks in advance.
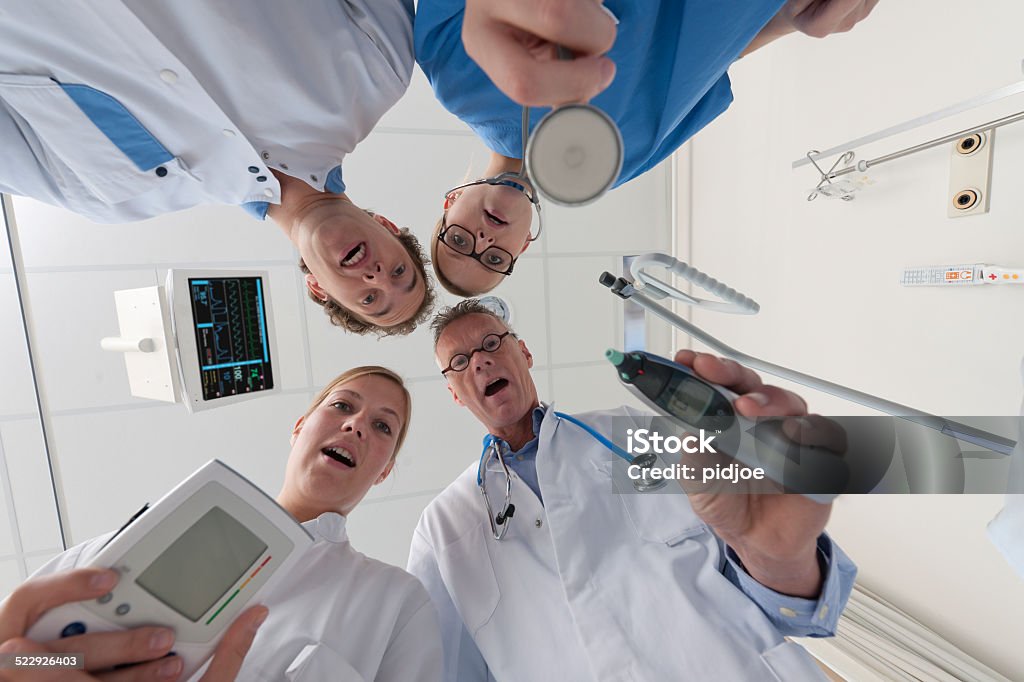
[544,162,671,255]
[375,66,474,134]
[0,275,37,417]
[0,559,23,601]
[546,255,622,367]
[50,393,309,545]
[11,198,294,270]
[346,490,439,569]
[23,269,159,413]
[0,419,61,554]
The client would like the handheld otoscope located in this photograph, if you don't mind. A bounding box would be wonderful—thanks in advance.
[606,349,842,502]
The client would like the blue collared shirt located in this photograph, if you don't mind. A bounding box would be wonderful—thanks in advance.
[492,406,547,504]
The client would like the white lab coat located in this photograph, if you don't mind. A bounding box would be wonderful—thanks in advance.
[0,0,412,222]
[34,512,443,681]
[408,404,854,681]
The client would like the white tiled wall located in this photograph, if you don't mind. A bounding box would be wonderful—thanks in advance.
[0,204,60,599]
[1,64,675,587]
[0,419,62,555]
[685,2,1024,674]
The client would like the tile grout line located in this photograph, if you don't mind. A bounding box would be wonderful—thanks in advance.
[1,362,611,422]
[0,423,29,580]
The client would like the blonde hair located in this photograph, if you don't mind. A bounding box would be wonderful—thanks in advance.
[304,366,412,459]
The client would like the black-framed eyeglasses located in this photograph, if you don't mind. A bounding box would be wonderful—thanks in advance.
[438,221,518,276]
[441,331,517,375]
[438,168,544,274]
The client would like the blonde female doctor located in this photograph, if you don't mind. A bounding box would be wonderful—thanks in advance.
[6,366,443,681]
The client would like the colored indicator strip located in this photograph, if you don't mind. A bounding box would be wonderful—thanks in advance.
[206,555,272,625]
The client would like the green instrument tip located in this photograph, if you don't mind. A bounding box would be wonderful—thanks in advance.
[605,349,625,366]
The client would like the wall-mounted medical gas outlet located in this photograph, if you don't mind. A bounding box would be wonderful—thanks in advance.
[947,130,994,218]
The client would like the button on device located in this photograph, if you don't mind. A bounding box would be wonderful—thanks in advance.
[159,69,178,84]
[97,592,113,604]
[61,622,87,638]
[155,166,168,178]
[248,166,259,174]
[115,603,131,616]
[256,175,267,182]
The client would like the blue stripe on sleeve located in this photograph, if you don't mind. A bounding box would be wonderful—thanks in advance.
[57,82,174,171]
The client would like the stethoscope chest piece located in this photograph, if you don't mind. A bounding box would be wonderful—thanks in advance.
[629,452,667,492]
[526,104,623,207]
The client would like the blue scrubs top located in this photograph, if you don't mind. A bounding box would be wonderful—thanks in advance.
[415,0,785,187]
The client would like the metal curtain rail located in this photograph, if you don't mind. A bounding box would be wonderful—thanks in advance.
[793,79,1024,168]
[822,108,1024,181]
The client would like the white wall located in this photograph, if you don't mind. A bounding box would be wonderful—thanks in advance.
[0,66,671,593]
[684,1,1024,676]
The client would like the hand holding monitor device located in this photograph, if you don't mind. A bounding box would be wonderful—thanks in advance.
[27,460,312,679]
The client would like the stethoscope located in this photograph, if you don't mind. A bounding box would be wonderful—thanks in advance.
[477,410,659,541]
[456,56,624,213]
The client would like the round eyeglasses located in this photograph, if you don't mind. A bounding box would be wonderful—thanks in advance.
[441,331,516,375]
[438,222,517,275]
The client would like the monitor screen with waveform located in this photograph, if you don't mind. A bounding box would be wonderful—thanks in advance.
[187,277,274,401]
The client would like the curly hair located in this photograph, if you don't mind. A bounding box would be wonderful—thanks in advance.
[430,298,510,347]
[300,228,436,337]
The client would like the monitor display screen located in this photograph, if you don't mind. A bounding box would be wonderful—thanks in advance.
[136,506,267,622]
[188,277,274,401]
[661,375,716,420]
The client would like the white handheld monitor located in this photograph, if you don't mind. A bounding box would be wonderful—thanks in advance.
[166,270,278,412]
[28,460,312,679]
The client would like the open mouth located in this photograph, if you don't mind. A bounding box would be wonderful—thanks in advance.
[485,209,507,225]
[322,447,355,468]
[484,378,509,397]
[341,242,367,267]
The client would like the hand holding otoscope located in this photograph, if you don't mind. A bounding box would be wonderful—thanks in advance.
[615,349,843,598]
[607,347,852,503]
